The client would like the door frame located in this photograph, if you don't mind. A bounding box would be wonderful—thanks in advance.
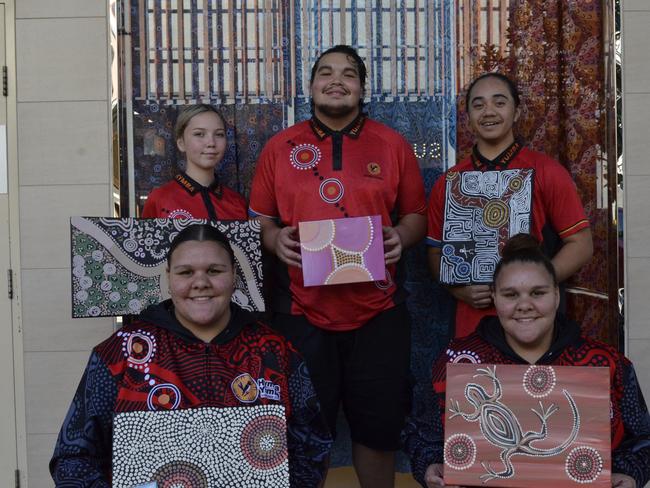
[1,0,27,485]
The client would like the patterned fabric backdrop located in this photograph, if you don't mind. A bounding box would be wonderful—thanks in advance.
[455,0,615,343]
[117,0,618,476]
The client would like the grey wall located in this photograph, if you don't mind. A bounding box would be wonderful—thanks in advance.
[16,1,113,486]
[622,1,650,407]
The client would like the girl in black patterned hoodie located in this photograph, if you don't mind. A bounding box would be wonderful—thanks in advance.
[404,234,650,488]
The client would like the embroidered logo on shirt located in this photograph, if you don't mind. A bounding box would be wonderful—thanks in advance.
[290,143,321,170]
[446,170,459,181]
[257,378,281,401]
[366,162,382,178]
[231,373,260,403]
[175,173,197,193]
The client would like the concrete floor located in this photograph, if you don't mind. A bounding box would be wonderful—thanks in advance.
[324,467,421,487]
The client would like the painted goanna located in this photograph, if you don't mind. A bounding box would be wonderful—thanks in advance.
[448,365,580,483]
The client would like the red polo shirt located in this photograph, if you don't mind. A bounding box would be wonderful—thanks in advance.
[250,116,426,331]
[142,173,248,220]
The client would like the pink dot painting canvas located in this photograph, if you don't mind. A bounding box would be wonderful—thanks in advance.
[298,215,386,287]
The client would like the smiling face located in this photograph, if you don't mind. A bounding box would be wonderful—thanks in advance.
[176,111,227,184]
[467,76,521,154]
[492,261,560,363]
[310,51,363,129]
[167,240,235,342]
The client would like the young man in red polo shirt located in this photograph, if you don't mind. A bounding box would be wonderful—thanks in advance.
[249,45,426,487]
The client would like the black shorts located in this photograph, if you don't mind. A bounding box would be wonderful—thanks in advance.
[271,303,412,451]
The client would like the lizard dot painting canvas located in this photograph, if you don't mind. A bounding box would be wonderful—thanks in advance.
[443,363,611,487]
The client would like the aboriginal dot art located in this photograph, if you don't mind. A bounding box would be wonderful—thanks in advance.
[443,363,611,487]
[70,217,264,317]
[112,405,289,488]
[298,215,385,287]
[440,169,533,285]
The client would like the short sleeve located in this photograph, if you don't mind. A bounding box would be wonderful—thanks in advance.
[141,187,161,218]
[426,174,447,247]
[538,159,589,239]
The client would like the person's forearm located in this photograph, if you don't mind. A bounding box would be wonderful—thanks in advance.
[395,213,426,249]
[551,228,593,282]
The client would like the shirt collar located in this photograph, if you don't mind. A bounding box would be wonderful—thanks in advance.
[309,113,367,141]
[174,172,222,198]
[471,139,524,170]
